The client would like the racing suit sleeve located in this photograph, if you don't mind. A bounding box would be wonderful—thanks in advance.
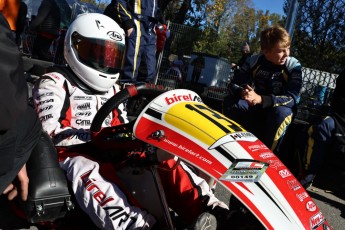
[115,0,134,31]
[228,56,253,97]
[33,75,91,146]
[262,57,302,109]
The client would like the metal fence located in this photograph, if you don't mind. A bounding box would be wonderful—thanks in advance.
[155,22,339,123]
[20,21,339,123]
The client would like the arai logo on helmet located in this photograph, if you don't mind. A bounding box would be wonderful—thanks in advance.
[107,31,123,41]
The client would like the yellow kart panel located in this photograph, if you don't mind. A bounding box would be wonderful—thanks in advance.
[164,102,245,146]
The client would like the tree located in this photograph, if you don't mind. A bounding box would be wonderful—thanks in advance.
[293,0,345,73]
[193,0,284,63]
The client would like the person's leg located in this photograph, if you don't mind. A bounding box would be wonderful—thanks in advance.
[299,116,334,188]
[159,159,228,225]
[60,156,156,230]
[263,106,293,152]
[305,116,334,174]
[122,20,142,82]
[0,106,41,194]
[226,99,259,133]
[143,27,157,83]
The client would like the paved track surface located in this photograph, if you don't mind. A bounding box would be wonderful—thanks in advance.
[1,180,344,230]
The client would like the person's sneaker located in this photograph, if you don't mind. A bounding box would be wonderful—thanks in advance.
[300,174,316,188]
[210,206,264,230]
[193,212,217,230]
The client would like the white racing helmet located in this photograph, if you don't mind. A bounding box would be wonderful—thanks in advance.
[64,13,126,92]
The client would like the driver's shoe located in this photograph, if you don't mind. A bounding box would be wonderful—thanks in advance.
[209,206,262,230]
[193,212,217,230]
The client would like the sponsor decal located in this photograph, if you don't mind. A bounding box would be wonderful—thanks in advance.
[75,111,92,117]
[37,92,53,99]
[37,98,54,106]
[306,200,317,212]
[40,114,53,121]
[74,96,92,100]
[278,169,291,178]
[162,138,213,165]
[77,102,91,110]
[38,105,53,113]
[278,169,292,178]
[107,30,123,41]
[165,93,202,105]
[296,192,309,202]
[55,132,90,140]
[220,159,269,182]
[229,132,257,142]
[248,144,269,152]
[287,179,301,191]
[80,170,137,227]
[259,152,275,159]
[234,161,266,169]
[104,119,111,126]
[267,159,284,170]
[310,212,325,229]
[76,119,91,125]
[209,132,257,149]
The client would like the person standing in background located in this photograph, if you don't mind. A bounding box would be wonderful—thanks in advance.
[15,0,27,47]
[29,0,60,61]
[190,53,205,85]
[114,0,166,83]
[231,42,252,74]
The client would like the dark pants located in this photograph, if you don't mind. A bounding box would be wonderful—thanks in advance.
[305,116,334,173]
[122,20,157,82]
[227,99,293,152]
[32,34,55,62]
[0,106,42,193]
[191,68,202,85]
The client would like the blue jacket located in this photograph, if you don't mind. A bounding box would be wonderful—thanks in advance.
[230,54,302,109]
[115,0,163,31]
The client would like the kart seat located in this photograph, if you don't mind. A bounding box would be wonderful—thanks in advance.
[24,131,74,223]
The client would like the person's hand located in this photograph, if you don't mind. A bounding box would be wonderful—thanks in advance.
[241,85,262,106]
[126,28,133,37]
[2,164,29,201]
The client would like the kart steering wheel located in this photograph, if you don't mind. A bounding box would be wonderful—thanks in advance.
[90,83,167,151]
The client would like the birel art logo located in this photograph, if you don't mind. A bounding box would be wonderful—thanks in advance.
[165,93,202,105]
[107,31,123,41]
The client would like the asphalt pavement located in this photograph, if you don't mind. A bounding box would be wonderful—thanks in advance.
[0,167,345,230]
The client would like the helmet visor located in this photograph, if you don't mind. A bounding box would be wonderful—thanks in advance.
[72,32,125,74]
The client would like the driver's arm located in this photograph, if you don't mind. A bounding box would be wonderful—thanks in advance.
[33,74,91,147]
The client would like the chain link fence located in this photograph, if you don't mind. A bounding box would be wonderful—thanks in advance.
[156,22,339,122]
[20,20,339,123]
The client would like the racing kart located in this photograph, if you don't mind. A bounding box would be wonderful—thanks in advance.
[9,80,333,229]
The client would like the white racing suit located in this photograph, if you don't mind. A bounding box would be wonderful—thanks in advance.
[32,67,228,229]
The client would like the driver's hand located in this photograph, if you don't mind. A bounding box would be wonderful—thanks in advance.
[2,164,29,201]
[127,28,133,37]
